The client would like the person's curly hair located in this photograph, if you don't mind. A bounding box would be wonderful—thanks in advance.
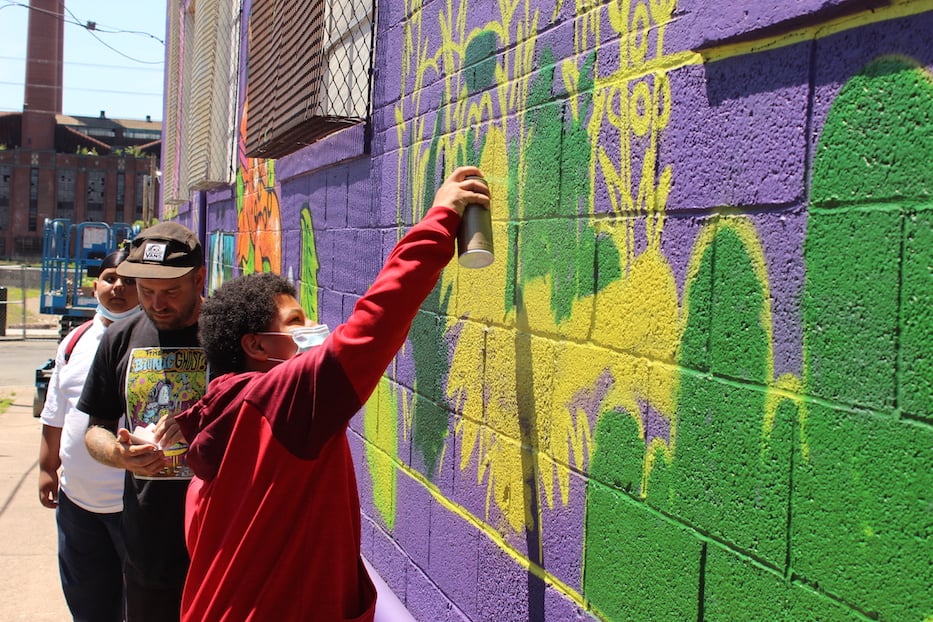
[199,272,297,376]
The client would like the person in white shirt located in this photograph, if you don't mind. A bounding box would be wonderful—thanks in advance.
[38,248,141,622]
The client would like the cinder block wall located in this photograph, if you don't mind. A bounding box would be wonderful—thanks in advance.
[199,1,932,620]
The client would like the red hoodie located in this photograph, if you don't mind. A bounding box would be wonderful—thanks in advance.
[176,206,461,621]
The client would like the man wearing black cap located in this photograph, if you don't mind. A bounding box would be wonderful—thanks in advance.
[79,221,208,621]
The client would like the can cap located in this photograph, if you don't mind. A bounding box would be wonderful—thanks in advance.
[459,248,494,269]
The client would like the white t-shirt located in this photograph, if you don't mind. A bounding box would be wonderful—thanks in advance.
[40,316,124,513]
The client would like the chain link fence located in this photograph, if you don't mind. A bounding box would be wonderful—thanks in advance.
[0,265,58,341]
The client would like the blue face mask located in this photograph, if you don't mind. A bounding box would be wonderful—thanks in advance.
[97,303,142,323]
[260,324,330,362]
[288,325,331,352]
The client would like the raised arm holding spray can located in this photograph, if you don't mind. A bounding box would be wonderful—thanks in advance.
[175,166,491,621]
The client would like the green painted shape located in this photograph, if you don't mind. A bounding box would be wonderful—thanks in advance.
[583,482,702,621]
[235,164,245,209]
[299,205,320,320]
[708,228,769,382]
[901,210,933,420]
[645,443,675,509]
[234,167,254,274]
[678,234,713,372]
[518,218,598,322]
[408,310,451,476]
[589,407,644,495]
[803,209,901,409]
[595,232,621,293]
[669,228,791,566]
[811,56,933,204]
[512,47,605,322]
[704,544,863,621]
[409,114,453,480]
[575,52,617,295]
[245,244,255,274]
[408,310,446,401]
[791,403,933,621]
[805,57,932,412]
[411,395,450,479]
[465,30,497,93]
[800,55,933,622]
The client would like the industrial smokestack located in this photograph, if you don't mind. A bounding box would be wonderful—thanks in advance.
[23,0,64,116]
[22,0,64,150]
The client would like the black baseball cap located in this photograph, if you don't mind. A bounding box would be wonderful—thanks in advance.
[117,222,204,279]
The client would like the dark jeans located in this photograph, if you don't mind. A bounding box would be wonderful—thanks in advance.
[124,573,184,622]
[56,490,126,622]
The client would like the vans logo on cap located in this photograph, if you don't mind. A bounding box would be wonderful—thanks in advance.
[143,242,169,263]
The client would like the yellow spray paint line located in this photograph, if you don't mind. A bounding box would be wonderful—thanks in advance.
[697,0,933,63]
[384,449,595,614]
[594,0,931,87]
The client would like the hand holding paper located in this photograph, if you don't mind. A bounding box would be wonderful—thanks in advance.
[129,423,162,449]
[115,427,168,477]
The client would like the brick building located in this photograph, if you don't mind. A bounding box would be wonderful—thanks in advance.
[0,0,160,260]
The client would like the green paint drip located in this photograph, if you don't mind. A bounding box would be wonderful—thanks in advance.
[588,407,644,495]
[709,228,769,380]
[409,115,451,479]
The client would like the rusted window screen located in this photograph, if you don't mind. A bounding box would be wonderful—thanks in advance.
[245,0,372,159]
[161,3,187,205]
[164,1,241,204]
[185,0,239,190]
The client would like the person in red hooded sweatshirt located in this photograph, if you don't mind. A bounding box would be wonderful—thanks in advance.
[174,167,490,621]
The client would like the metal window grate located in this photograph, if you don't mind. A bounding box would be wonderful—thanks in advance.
[244,0,374,159]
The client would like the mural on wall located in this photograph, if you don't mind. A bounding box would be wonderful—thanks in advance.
[365,0,931,620]
[192,0,930,618]
[382,0,697,613]
[235,101,282,276]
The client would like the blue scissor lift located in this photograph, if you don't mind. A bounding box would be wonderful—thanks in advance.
[33,218,138,416]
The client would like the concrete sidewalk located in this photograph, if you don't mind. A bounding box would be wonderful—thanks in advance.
[0,383,70,621]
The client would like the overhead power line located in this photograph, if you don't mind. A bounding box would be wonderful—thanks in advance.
[0,0,164,65]
[0,80,162,97]
[0,55,163,71]
[62,3,163,65]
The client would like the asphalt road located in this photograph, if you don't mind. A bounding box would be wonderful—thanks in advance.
[0,338,59,389]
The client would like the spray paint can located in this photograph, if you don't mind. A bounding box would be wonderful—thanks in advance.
[457,175,494,269]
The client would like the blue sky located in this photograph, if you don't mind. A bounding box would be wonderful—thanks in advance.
[0,0,165,121]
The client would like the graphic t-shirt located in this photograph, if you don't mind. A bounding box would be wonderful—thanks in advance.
[124,346,207,479]
[77,311,206,590]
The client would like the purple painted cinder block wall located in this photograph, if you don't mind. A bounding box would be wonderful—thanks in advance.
[170,0,933,619]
